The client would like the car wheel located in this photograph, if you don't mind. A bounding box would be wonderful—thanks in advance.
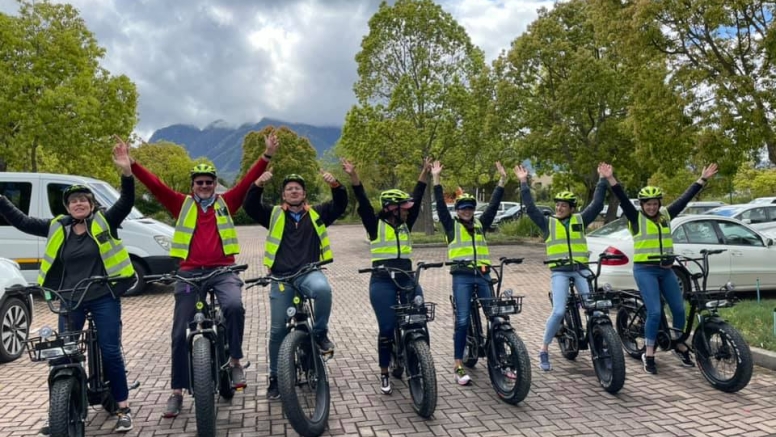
[124,258,148,297]
[672,267,691,295]
[0,296,30,363]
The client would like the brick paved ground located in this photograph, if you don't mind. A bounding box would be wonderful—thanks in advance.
[1,224,775,437]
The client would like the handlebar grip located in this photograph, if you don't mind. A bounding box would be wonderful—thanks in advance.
[318,259,334,267]
[420,262,444,269]
[232,264,249,272]
[500,257,524,265]
[357,268,372,274]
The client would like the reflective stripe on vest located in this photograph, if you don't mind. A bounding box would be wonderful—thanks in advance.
[263,206,333,268]
[631,208,674,262]
[545,213,588,268]
[371,220,412,262]
[37,213,135,294]
[170,196,240,259]
[447,219,490,266]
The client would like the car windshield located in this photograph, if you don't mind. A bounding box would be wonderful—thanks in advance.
[705,206,744,218]
[588,217,630,237]
[90,182,145,219]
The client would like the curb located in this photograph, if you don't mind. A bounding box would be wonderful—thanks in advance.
[752,346,776,370]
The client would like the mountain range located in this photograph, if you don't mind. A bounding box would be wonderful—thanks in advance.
[149,118,342,182]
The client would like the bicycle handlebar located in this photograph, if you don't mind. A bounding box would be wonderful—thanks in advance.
[145,264,249,289]
[244,259,333,289]
[357,261,444,275]
[6,275,125,315]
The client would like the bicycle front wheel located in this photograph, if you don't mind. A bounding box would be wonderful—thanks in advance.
[590,324,626,394]
[49,376,85,437]
[693,320,753,393]
[487,329,531,405]
[191,335,216,437]
[278,330,330,437]
[405,339,437,418]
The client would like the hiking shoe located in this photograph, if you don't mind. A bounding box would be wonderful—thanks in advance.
[380,373,392,395]
[454,366,471,385]
[39,420,49,435]
[266,376,280,400]
[539,351,551,371]
[114,408,133,432]
[230,364,247,388]
[162,393,183,418]
[672,346,695,367]
[316,332,335,354]
[642,353,657,375]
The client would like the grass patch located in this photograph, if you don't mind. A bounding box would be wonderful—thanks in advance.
[716,299,776,352]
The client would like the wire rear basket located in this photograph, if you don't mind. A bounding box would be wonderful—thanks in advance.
[25,331,85,362]
[481,295,523,317]
[392,302,437,325]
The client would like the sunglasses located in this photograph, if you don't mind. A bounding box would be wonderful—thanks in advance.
[194,180,215,186]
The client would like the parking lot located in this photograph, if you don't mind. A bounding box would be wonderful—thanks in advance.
[1,224,775,436]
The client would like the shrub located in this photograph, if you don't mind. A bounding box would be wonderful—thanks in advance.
[498,217,542,238]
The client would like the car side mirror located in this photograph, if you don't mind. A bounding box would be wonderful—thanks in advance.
[768,238,775,247]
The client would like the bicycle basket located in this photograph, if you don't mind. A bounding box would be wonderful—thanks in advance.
[392,302,437,325]
[25,330,85,362]
[693,289,737,310]
[481,295,523,317]
[583,292,616,310]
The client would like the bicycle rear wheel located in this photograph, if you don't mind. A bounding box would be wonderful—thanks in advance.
[615,306,646,359]
[557,311,579,360]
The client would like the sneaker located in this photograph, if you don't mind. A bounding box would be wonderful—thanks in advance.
[114,408,133,432]
[672,346,695,367]
[642,353,657,375]
[230,365,247,388]
[316,332,335,354]
[162,393,183,418]
[538,351,552,371]
[380,373,392,395]
[266,376,280,400]
[39,420,49,435]
[454,366,471,385]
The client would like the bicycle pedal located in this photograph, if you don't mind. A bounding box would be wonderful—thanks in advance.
[242,361,251,369]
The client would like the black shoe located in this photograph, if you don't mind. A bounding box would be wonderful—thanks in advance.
[114,408,133,432]
[672,346,695,367]
[266,376,280,400]
[39,420,49,435]
[316,332,335,354]
[642,353,657,375]
[162,393,183,418]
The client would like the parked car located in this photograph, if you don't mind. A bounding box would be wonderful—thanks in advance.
[705,204,776,233]
[0,257,32,363]
[431,202,455,222]
[474,201,520,220]
[586,215,776,293]
[680,201,727,216]
[0,172,177,296]
[493,205,552,227]
[749,197,776,204]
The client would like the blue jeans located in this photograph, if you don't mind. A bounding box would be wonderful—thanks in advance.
[268,270,332,377]
[542,270,592,346]
[58,294,129,403]
[633,263,686,347]
[369,274,423,369]
[451,272,492,360]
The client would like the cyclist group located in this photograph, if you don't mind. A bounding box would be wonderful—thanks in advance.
[0,131,721,433]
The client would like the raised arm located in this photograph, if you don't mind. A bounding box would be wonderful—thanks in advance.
[103,137,136,229]
[605,172,639,227]
[667,163,718,218]
[222,130,275,212]
[0,195,50,237]
[514,164,549,238]
[342,159,378,238]
[316,171,348,226]
[579,162,611,227]
[431,161,455,236]
[129,148,186,218]
[479,161,506,230]
[243,171,275,227]
[406,157,431,230]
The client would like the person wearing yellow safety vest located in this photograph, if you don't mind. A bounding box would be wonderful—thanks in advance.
[0,141,137,433]
[605,163,718,375]
[515,163,611,372]
[125,132,276,418]
[432,159,507,386]
[243,167,348,400]
[341,157,431,395]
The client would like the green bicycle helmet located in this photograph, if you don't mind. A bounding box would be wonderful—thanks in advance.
[282,173,306,190]
[638,186,663,201]
[62,185,94,207]
[380,189,413,209]
[190,163,217,179]
[553,191,578,207]
[454,193,477,210]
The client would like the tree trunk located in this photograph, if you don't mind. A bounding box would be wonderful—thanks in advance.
[604,197,620,224]
[30,139,38,172]
[415,183,435,235]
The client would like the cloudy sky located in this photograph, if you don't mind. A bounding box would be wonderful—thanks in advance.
[0,0,553,140]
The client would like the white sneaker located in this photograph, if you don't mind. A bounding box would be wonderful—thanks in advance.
[454,366,471,385]
[380,373,392,395]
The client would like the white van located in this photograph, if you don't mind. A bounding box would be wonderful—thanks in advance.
[0,172,177,296]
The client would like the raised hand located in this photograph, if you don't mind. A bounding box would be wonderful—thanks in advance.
[431,161,443,177]
[320,170,337,185]
[513,164,529,182]
[495,161,507,184]
[112,135,132,176]
[701,163,718,180]
[264,130,280,156]
[598,162,613,179]
[341,158,356,175]
[255,168,273,187]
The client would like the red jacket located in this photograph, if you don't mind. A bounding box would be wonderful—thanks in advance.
[131,159,268,270]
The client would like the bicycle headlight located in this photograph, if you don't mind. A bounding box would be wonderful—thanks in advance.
[286,307,297,318]
[503,288,514,298]
[595,300,613,310]
[602,283,613,292]
[413,295,424,306]
[39,325,54,340]
[193,313,206,324]
[723,281,735,292]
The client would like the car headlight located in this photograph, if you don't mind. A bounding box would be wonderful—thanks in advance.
[154,235,171,251]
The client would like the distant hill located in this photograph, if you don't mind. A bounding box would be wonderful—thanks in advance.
[149,118,342,182]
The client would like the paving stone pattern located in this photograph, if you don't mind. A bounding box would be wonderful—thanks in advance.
[1,225,775,436]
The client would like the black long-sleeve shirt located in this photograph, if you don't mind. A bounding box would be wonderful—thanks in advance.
[0,176,136,300]
[521,178,608,239]
[612,182,703,235]
[353,181,426,270]
[243,183,348,274]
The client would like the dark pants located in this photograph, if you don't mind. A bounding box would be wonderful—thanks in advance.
[369,274,423,369]
[58,294,128,402]
[451,272,492,360]
[170,269,245,390]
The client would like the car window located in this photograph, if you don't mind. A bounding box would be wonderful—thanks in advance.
[588,217,628,237]
[717,221,764,247]
[0,182,33,226]
[681,220,721,245]
[767,206,776,222]
[672,225,689,243]
[740,207,768,224]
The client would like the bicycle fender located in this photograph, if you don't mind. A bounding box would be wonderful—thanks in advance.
[402,330,428,345]
[590,314,613,327]
[492,320,514,332]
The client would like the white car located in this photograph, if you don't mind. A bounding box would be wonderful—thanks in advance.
[0,257,32,363]
[586,215,776,293]
[749,197,776,205]
[705,203,776,233]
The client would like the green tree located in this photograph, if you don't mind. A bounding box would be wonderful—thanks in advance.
[339,0,489,234]
[0,1,137,180]
[734,163,776,199]
[238,126,321,204]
